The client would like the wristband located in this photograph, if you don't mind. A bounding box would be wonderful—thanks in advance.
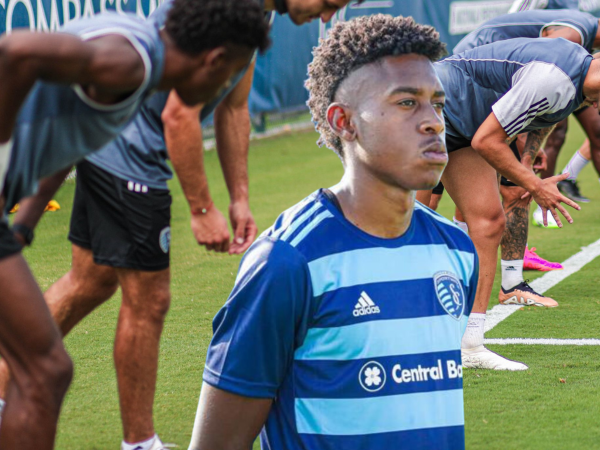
[191,201,213,216]
[12,223,34,246]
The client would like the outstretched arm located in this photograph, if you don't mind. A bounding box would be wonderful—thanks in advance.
[11,168,72,246]
[213,62,258,254]
[473,113,579,227]
[163,91,232,252]
[0,31,145,142]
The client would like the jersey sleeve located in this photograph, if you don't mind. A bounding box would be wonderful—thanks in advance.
[491,61,577,137]
[203,237,313,398]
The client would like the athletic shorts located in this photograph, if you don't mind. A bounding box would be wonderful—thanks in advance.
[500,140,522,187]
[432,181,445,195]
[69,161,172,271]
[0,219,22,261]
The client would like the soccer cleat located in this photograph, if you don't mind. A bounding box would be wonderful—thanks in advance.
[532,207,559,228]
[498,280,558,307]
[558,179,590,203]
[524,246,563,271]
[149,437,170,450]
[462,345,528,371]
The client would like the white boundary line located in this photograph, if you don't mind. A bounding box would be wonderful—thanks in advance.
[485,338,600,346]
[484,237,600,335]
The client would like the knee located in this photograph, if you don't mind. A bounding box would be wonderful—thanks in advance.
[124,288,171,324]
[468,210,506,243]
[18,341,73,408]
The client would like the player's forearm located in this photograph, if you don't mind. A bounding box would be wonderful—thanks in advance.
[475,140,540,191]
[13,168,71,231]
[213,102,251,203]
[521,126,554,168]
[164,97,212,213]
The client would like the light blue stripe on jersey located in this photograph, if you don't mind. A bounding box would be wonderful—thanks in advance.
[307,245,475,296]
[289,210,334,247]
[295,389,464,435]
[277,203,324,241]
[294,315,469,360]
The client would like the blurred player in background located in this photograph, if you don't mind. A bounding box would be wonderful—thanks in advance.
[434,36,600,369]
[0,1,356,449]
[188,14,479,450]
[0,0,270,448]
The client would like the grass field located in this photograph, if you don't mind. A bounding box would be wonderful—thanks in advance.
[20,117,600,449]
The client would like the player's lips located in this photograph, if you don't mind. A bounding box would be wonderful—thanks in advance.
[421,140,447,164]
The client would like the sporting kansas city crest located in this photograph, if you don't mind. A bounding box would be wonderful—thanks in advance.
[433,271,465,320]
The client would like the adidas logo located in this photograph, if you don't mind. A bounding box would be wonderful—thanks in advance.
[353,291,380,317]
[504,266,518,271]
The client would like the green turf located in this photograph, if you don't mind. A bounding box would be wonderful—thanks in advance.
[19,118,600,449]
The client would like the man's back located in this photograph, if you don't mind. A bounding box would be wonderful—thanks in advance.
[203,190,478,449]
[3,11,165,210]
[438,37,591,139]
[454,9,598,53]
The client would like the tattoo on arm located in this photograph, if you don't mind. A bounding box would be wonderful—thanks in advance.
[522,126,554,165]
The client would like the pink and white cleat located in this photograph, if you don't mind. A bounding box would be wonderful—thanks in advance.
[524,246,563,271]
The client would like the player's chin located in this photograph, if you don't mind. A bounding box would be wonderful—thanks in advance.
[409,169,444,191]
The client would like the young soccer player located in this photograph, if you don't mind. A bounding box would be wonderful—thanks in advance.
[434,36,600,369]
[188,14,479,450]
[0,1,270,448]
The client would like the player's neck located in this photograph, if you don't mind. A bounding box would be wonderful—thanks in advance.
[332,171,415,240]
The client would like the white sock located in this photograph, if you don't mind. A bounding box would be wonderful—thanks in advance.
[501,259,524,290]
[453,216,469,234]
[122,434,158,450]
[461,313,486,349]
[562,151,589,180]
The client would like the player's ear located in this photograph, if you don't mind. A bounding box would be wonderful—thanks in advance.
[202,47,228,71]
[327,103,356,142]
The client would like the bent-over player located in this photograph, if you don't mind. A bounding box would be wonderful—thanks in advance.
[0,1,270,448]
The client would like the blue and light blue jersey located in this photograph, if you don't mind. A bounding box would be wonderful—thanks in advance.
[203,190,479,450]
[436,37,592,140]
[454,9,598,53]
[2,12,165,211]
[86,0,262,190]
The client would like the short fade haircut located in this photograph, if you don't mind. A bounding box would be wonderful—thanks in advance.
[306,14,446,157]
[166,0,271,57]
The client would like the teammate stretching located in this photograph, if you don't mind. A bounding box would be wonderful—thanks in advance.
[0,1,270,449]
[449,9,600,299]
[188,14,478,450]
[434,37,600,370]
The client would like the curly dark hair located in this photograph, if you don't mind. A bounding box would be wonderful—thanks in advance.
[166,0,271,57]
[306,14,446,157]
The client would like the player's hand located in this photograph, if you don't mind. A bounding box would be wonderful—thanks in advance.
[521,173,581,227]
[190,205,231,252]
[228,200,258,255]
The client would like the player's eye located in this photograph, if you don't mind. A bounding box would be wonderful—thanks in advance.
[397,99,416,107]
[433,101,445,110]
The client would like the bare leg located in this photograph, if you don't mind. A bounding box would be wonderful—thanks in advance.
[114,268,171,444]
[441,146,505,314]
[500,184,530,262]
[0,244,119,397]
[0,253,73,450]
[415,189,432,206]
[540,118,568,180]
[575,107,600,177]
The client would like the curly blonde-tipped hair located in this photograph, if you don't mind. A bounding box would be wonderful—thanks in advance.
[306,14,446,157]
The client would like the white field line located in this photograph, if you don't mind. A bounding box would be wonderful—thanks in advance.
[485,338,600,346]
[484,237,600,334]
